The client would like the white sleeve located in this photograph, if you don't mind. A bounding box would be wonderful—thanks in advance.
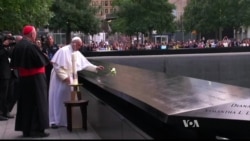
[53,63,68,80]
[84,65,98,73]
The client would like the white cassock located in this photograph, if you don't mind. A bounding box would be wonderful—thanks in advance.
[48,44,97,127]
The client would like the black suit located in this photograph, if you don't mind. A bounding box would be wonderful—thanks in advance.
[7,68,19,112]
[42,43,59,90]
[0,46,11,116]
[7,45,20,112]
[0,47,11,78]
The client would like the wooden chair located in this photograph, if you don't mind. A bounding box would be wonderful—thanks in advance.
[64,84,89,132]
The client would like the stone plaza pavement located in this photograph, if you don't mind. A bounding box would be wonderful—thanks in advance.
[0,104,101,140]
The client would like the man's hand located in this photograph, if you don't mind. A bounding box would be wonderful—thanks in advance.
[96,65,104,71]
[3,40,10,47]
[63,77,71,84]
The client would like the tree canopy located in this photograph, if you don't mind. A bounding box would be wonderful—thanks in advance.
[183,0,250,39]
[49,0,101,43]
[111,0,175,39]
[0,0,54,34]
[49,0,100,34]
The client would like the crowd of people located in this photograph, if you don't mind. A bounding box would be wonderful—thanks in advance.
[0,25,104,138]
[80,36,250,52]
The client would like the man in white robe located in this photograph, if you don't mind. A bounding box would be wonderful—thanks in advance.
[48,37,104,128]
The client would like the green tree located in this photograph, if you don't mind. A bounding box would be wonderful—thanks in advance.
[0,0,54,34]
[183,0,250,40]
[49,0,101,43]
[111,0,175,42]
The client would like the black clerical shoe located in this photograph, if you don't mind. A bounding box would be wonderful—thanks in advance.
[0,115,8,121]
[22,132,30,137]
[51,124,59,129]
[30,131,50,138]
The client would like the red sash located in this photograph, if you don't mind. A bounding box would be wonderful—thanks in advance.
[18,67,45,77]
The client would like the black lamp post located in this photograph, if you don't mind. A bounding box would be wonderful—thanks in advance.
[66,19,71,44]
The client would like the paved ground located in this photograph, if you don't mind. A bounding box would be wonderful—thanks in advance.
[0,105,101,140]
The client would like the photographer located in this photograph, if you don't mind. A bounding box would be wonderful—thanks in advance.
[0,32,16,120]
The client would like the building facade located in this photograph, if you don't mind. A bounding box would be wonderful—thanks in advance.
[90,0,116,20]
[89,0,189,42]
[91,0,188,21]
[168,0,188,20]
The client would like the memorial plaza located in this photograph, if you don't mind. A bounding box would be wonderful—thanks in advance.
[0,104,101,140]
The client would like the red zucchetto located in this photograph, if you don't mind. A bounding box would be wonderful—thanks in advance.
[22,25,34,35]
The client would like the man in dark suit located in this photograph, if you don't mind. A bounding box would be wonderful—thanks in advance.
[6,35,22,116]
[42,35,59,93]
[0,32,15,121]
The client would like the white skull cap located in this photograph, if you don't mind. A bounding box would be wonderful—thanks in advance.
[72,36,82,42]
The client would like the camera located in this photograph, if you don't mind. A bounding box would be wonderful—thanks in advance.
[0,32,16,48]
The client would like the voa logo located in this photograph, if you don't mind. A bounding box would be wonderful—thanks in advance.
[183,119,199,128]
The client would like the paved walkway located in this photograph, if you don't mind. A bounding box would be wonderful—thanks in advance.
[0,105,101,140]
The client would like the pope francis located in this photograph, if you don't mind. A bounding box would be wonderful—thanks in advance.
[48,37,104,128]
